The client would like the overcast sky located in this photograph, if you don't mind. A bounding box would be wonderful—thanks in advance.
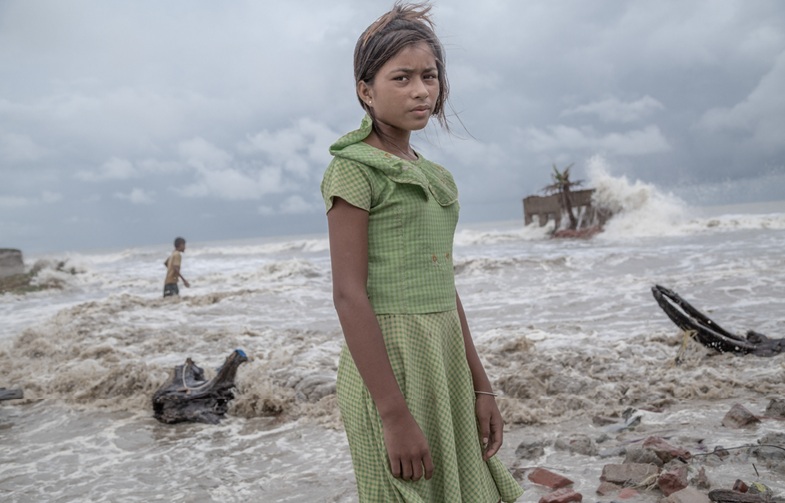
[1,0,784,253]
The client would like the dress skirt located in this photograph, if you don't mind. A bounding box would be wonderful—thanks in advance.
[336,310,523,502]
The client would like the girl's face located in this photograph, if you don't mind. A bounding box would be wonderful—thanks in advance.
[358,41,440,135]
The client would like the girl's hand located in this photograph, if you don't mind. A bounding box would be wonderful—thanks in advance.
[475,394,503,460]
[381,408,434,481]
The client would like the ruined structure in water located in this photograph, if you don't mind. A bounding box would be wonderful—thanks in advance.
[0,249,24,279]
[152,349,248,424]
[523,189,611,232]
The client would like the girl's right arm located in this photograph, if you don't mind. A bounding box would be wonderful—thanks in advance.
[327,197,434,482]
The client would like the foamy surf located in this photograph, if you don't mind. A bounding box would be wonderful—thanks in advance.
[1,172,784,501]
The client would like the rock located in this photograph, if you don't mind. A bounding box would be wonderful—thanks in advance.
[658,465,689,496]
[554,434,598,456]
[690,467,711,490]
[515,439,546,459]
[600,463,660,486]
[747,482,773,498]
[538,487,583,503]
[0,249,24,279]
[764,398,785,419]
[642,436,692,462]
[751,441,785,463]
[599,445,627,458]
[293,374,336,402]
[618,487,639,499]
[757,432,785,448]
[596,481,622,496]
[709,489,769,503]
[722,404,760,428]
[527,467,573,489]
[624,446,664,467]
[733,480,749,493]
[666,487,711,503]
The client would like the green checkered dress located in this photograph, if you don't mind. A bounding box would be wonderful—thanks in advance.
[321,116,523,502]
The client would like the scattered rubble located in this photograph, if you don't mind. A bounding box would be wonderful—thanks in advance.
[512,399,785,503]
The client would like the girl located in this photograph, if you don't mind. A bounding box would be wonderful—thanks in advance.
[321,3,523,501]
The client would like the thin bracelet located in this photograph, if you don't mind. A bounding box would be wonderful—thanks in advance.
[474,390,498,397]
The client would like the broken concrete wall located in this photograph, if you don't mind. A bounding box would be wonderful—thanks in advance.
[0,248,24,278]
[523,189,609,229]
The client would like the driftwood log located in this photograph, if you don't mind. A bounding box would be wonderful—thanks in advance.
[652,285,785,357]
[152,349,248,424]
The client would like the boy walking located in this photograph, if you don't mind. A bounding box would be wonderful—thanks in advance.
[163,237,190,297]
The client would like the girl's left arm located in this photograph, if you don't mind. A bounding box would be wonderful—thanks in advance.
[456,291,504,461]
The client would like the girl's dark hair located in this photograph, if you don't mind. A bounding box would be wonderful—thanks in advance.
[354,2,450,130]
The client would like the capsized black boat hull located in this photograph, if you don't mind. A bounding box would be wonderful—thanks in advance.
[651,285,784,357]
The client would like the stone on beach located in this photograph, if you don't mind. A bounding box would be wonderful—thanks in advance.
[658,465,690,496]
[527,467,574,489]
[554,433,598,456]
[709,488,774,503]
[515,439,546,459]
[764,398,785,419]
[625,445,665,466]
[642,436,692,462]
[600,462,660,486]
[596,480,622,496]
[722,404,761,428]
[538,487,583,503]
[665,486,712,503]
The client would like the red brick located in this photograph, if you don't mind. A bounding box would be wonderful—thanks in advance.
[642,436,692,461]
[658,466,689,496]
[528,467,574,489]
[733,480,749,493]
[538,488,583,503]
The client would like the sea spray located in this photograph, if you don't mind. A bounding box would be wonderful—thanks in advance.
[587,155,690,238]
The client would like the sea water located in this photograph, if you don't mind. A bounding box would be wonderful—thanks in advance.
[1,174,784,502]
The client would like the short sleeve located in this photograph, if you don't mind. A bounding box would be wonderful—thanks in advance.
[320,159,373,213]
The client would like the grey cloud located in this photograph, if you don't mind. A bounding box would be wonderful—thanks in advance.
[0,132,48,162]
[0,0,783,252]
[114,188,155,205]
[561,96,664,124]
[0,191,62,208]
[280,195,321,215]
[696,50,785,150]
[520,124,671,156]
[76,157,137,182]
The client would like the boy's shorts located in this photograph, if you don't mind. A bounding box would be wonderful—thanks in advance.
[163,283,179,297]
